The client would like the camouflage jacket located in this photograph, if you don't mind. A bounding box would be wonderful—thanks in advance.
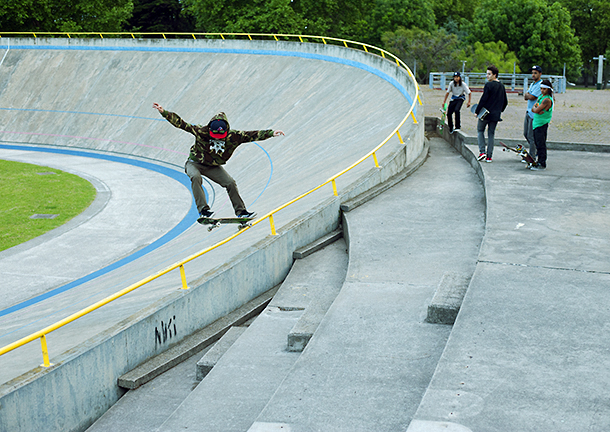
[161,111,274,166]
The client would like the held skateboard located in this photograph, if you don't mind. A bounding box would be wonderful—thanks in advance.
[470,103,489,120]
[197,216,255,232]
[438,103,448,131]
[500,141,536,167]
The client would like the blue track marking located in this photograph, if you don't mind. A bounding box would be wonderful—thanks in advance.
[0,107,163,121]
[0,140,274,319]
[0,41,414,318]
[0,144,197,318]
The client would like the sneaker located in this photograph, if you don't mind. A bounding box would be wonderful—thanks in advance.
[530,164,546,170]
[453,128,460,133]
[236,210,256,219]
[486,158,492,163]
[477,153,486,161]
[199,209,214,218]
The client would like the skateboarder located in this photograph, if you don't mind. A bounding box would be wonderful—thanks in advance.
[442,72,471,133]
[153,103,284,218]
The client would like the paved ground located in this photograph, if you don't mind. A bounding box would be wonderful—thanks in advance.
[422,86,610,144]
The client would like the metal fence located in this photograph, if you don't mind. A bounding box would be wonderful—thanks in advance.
[430,72,567,93]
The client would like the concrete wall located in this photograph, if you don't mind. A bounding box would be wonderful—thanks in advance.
[0,38,424,432]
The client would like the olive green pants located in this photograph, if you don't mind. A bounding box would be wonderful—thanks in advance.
[185,160,246,215]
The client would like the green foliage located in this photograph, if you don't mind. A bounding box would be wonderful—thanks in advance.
[183,0,306,34]
[0,0,600,82]
[293,0,374,40]
[559,0,610,80]
[466,41,521,73]
[363,0,436,46]
[0,0,134,32]
[432,0,478,28]
[0,161,96,252]
[468,0,581,77]
[382,27,463,82]
[127,0,195,33]
[560,0,610,59]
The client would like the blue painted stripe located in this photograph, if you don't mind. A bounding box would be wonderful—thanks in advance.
[1,43,416,112]
[0,107,163,121]
[0,144,198,318]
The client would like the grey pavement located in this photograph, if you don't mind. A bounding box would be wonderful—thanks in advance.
[409,143,610,431]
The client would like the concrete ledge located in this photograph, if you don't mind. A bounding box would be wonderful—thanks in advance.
[340,140,429,213]
[118,286,278,389]
[196,326,247,381]
[293,229,343,259]
[426,272,470,325]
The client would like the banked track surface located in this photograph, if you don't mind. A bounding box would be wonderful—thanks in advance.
[0,39,420,391]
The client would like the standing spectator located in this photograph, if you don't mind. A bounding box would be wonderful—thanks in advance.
[530,80,554,170]
[523,65,543,159]
[442,72,472,133]
[475,65,508,163]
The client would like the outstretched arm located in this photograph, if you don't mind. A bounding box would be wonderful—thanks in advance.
[153,103,164,114]
[153,103,196,134]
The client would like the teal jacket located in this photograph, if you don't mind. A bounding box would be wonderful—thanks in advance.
[162,111,274,166]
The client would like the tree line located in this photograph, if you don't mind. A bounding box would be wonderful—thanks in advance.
[1,0,608,84]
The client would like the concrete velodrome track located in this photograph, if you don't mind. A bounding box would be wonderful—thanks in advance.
[0,38,423,430]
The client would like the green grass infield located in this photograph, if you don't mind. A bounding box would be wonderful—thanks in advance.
[0,160,97,252]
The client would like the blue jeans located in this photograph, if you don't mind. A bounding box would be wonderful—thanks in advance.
[477,119,498,158]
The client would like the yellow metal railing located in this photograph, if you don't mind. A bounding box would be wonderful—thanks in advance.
[0,32,422,367]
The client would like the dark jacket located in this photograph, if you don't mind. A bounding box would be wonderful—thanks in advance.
[161,111,274,166]
[476,80,508,122]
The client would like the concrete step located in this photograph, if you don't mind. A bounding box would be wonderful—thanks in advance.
[270,237,348,352]
[195,326,247,381]
[426,272,471,325]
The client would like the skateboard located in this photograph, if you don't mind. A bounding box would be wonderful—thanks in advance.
[471,103,489,120]
[500,141,536,167]
[438,103,448,131]
[197,215,255,232]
